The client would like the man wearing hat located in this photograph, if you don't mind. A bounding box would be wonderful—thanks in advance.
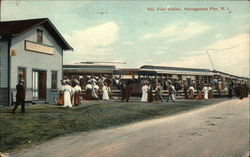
[12,80,26,114]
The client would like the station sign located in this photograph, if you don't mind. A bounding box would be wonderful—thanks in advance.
[25,40,54,55]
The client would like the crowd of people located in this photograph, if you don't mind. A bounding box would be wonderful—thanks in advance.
[57,75,249,107]
[58,76,113,108]
[11,75,249,113]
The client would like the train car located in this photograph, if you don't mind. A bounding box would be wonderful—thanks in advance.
[63,63,249,98]
[113,65,215,96]
[63,64,116,77]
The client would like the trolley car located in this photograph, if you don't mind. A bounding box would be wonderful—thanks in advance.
[63,63,249,97]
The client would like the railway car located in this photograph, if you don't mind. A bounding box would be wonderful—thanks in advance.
[63,63,249,98]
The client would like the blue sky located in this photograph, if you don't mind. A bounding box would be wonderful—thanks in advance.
[2,1,249,77]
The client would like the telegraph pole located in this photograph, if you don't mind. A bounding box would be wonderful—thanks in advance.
[206,51,216,71]
[0,0,2,21]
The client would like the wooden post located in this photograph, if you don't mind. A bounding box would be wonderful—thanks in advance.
[0,0,2,22]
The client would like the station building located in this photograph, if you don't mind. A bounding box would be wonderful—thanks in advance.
[0,18,73,106]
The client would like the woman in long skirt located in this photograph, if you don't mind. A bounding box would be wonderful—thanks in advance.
[195,84,203,100]
[58,80,65,105]
[58,91,64,105]
[73,80,82,106]
[202,85,209,100]
[141,82,149,102]
[63,81,73,108]
[85,81,92,100]
[188,85,194,99]
[208,85,213,99]
[102,83,111,100]
[147,85,153,103]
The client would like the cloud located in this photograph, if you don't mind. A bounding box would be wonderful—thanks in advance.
[206,34,249,52]
[156,46,169,50]
[151,51,165,55]
[64,22,119,55]
[143,22,211,42]
[165,34,249,77]
[215,34,223,39]
[122,41,134,45]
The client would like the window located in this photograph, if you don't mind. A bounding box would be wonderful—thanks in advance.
[51,71,58,90]
[37,29,43,43]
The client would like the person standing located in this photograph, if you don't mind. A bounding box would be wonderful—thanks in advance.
[202,84,209,100]
[85,80,92,100]
[147,84,153,103]
[58,80,65,105]
[167,84,176,102]
[124,80,131,102]
[141,82,149,102]
[183,83,188,99]
[155,83,163,102]
[228,85,233,98]
[120,80,125,102]
[102,82,111,100]
[91,81,99,100]
[188,84,195,99]
[73,80,82,106]
[63,80,73,108]
[208,84,213,99]
[243,82,248,97]
[239,83,244,99]
[12,80,26,114]
[196,83,203,100]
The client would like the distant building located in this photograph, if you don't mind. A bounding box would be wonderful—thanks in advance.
[0,18,73,106]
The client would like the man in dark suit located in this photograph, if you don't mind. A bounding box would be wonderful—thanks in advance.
[12,80,26,114]
[120,80,125,102]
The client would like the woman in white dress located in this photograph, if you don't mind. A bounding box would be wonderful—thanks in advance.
[141,82,149,102]
[102,82,111,100]
[63,80,73,108]
[170,84,176,101]
[92,82,99,100]
[208,85,213,99]
[188,85,195,99]
[202,84,209,100]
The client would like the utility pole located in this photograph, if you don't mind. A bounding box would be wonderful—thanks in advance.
[0,0,2,21]
[206,51,216,71]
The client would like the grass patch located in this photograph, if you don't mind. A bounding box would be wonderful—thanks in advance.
[0,98,228,152]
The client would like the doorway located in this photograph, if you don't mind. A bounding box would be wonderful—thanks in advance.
[32,71,46,100]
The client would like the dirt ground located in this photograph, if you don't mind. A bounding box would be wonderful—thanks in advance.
[10,97,249,157]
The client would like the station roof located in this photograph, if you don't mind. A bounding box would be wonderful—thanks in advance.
[140,65,213,76]
[213,70,249,80]
[63,64,116,74]
[0,18,73,50]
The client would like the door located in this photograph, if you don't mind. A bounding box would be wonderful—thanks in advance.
[32,71,39,100]
[32,71,46,100]
[39,71,46,100]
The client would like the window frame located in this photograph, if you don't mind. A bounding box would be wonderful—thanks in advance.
[37,29,43,43]
[51,71,58,91]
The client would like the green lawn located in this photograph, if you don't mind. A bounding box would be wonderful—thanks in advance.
[0,98,228,152]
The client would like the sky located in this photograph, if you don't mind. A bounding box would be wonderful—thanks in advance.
[1,0,249,77]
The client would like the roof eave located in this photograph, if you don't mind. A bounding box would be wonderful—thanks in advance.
[45,20,73,51]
